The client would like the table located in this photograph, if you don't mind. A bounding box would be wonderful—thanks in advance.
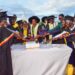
[11,44,72,75]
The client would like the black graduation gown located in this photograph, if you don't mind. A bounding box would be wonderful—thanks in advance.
[67,28,75,66]
[0,27,13,75]
[38,23,49,43]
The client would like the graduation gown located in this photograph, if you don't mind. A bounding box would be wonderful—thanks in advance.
[38,23,49,43]
[67,28,75,66]
[0,27,13,75]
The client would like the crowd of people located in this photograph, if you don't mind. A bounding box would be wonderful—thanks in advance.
[0,11,75,75]
[0,11,75,43]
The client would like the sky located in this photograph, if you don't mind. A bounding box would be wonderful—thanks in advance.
[0,0,75,19]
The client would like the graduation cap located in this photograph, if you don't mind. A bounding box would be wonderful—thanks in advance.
[41,16,48,22]
[47,15,56,21]
[8,14,17,20]
[0,11,7,17]
[0,11,8,21]
[59,14,64,17]
[28,16,40,23]
[65,15,74,22]
[17,20,23,25]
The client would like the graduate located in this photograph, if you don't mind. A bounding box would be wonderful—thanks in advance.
[7,15,23,44]
[17,20,30,39]
[28,16,40,41]
[50,19,67,44]
[17,20,23,34]
[47,15,56,30]
[0,11,14,75]
[22,20,30,39]
[0,11,21,75]
[56,14,65,30]
[8,14,18,30]
[64,16,75,75]
[48,14,65,32]
[38,16,49,43]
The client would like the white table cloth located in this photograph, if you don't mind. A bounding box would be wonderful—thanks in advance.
[11,44,72,75]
